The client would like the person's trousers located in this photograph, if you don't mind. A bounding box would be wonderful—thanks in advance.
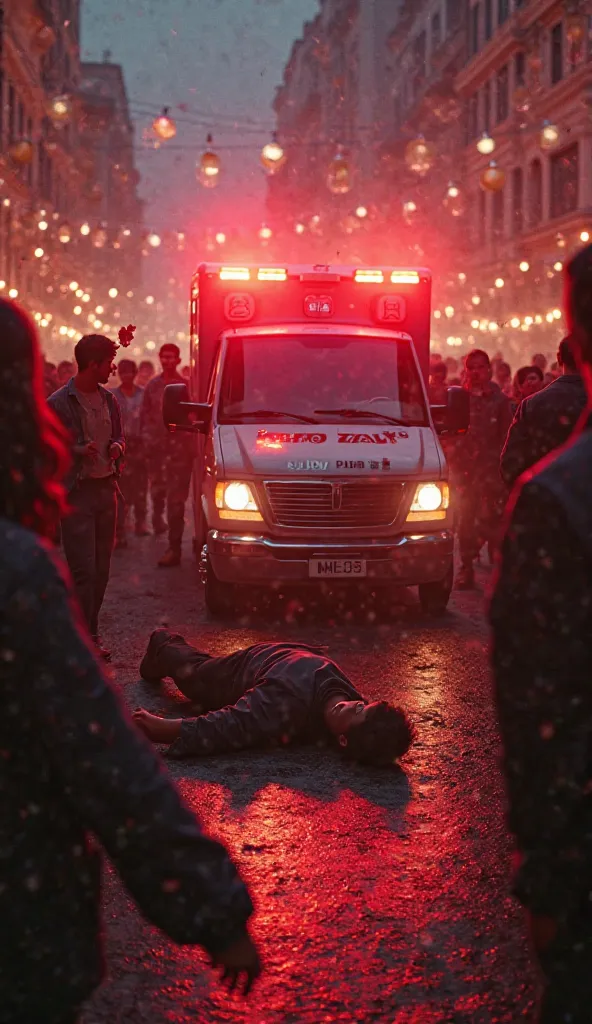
[61,476,117,638]
[456,476,507,567]
[147,629,241,711]
[116,442,148,536]
[538,913,592,1022]
[151,450,193,552]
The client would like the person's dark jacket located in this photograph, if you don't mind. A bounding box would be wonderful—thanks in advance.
[166,642,364,758]
[48,378,125,491]
[500,374,588,487]
[490,415,592,919]
[447,381,513,482]
[140,371,187,454]
[0,520,253,1022]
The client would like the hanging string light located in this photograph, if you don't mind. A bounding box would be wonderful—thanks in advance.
[48,94,73,127]
[476,132,496,155]
[402,199,418,225]
[198,134,221,187]
[260,132,286,174]
[147,232,162,248]
[152,107,177,141]
[443,182,464,217]
[326,146,352,194]
[539,120,560,150]
[57,222,72,244]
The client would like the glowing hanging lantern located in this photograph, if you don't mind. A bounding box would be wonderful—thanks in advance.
[9,139,34,165]
[215,231,226,245]
[176,231,186,251]
[402,199,418,225]
[259,224,273,241]
[476,132,496,156]
[404,136,435,176]
[152,107,177,141]
[261,133,286,174]
[147,232,162,248]
[355,205,368,219]
[80,222,91,236]
[294,222,306,235]
[91,225,108,249]
[48,93,73,127]
[480,161,505,192]
[58,222,73,244]
[326,147,352,194]
[198,135,221,188]
[539,120,560,150]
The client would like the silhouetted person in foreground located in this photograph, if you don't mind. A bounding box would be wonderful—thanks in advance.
[501,337,588,488]
[0,300,260,1023]
[134,630,413,765]
[490,246,592,1023]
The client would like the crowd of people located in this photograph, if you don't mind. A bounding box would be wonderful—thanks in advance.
[1,244,591,1022]
[428,338,587,590]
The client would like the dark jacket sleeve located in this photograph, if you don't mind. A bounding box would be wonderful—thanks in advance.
[490,483,592,916]
[168,678,311,758]
[107,390,125,455]
[500,402,531,486]
[12,548,253,953]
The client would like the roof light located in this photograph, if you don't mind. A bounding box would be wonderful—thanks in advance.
[257,267,287,281]
[355,269,384,283]
[219,267,250,281]
[391,270,420,285]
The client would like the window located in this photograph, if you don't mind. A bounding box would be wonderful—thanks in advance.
[470,3,480,56]
[512,167,523,235]
[484,0,492,40]
[414,30,427,76]
[446,0,462,31]
[498,0,509,25]
[496,64,509,122]
[431,11,442,48]
[468,94,478,140]
[551,22,563,84]
[515,51,525,86]
[478,189,487,245]
[529,159,543,225]
[550,144,579,218]
[492,189,504,237]
[482,80,491,132]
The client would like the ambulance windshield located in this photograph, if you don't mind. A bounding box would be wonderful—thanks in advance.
[218,334,428,427]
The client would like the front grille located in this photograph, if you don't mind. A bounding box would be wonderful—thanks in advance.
[264,480,405,529]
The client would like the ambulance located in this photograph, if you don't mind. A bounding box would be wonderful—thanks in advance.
[163,263,469,617]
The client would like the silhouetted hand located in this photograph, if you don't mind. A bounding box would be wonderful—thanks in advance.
[211,932,262,995]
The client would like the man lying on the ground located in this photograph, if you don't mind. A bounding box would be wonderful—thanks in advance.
[133,629,413,767]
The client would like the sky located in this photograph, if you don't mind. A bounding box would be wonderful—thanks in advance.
[81,0,319,235]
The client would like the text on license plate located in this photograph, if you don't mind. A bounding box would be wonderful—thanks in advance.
[309,559,367,578]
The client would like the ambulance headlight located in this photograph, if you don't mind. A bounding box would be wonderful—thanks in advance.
[406,482,449,521]
[215,481,263,520]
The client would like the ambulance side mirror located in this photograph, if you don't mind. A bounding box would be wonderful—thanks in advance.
[431,386,470,436]
[163,382,211,434]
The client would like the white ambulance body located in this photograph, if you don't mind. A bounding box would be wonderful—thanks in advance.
[163,263,469,616]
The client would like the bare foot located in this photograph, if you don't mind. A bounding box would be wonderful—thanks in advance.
[133,708,182,745]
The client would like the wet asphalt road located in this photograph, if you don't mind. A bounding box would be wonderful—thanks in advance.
[83,534,538,1024]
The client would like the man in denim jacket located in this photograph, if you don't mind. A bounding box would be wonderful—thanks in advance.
[48,334,125,659]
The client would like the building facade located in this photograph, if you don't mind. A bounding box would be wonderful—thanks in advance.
[0,1,142,358]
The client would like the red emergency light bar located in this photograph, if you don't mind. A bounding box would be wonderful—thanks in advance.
[219,266,421,286]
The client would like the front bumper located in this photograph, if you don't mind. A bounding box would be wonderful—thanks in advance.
[205,529,453,587]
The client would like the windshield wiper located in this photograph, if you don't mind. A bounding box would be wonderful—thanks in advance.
[231,409,320,424]
[314,408,407,426]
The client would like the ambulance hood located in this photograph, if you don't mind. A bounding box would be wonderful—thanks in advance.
[217,423,442,478]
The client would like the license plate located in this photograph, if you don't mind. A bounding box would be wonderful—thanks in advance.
[309,559,367,578]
